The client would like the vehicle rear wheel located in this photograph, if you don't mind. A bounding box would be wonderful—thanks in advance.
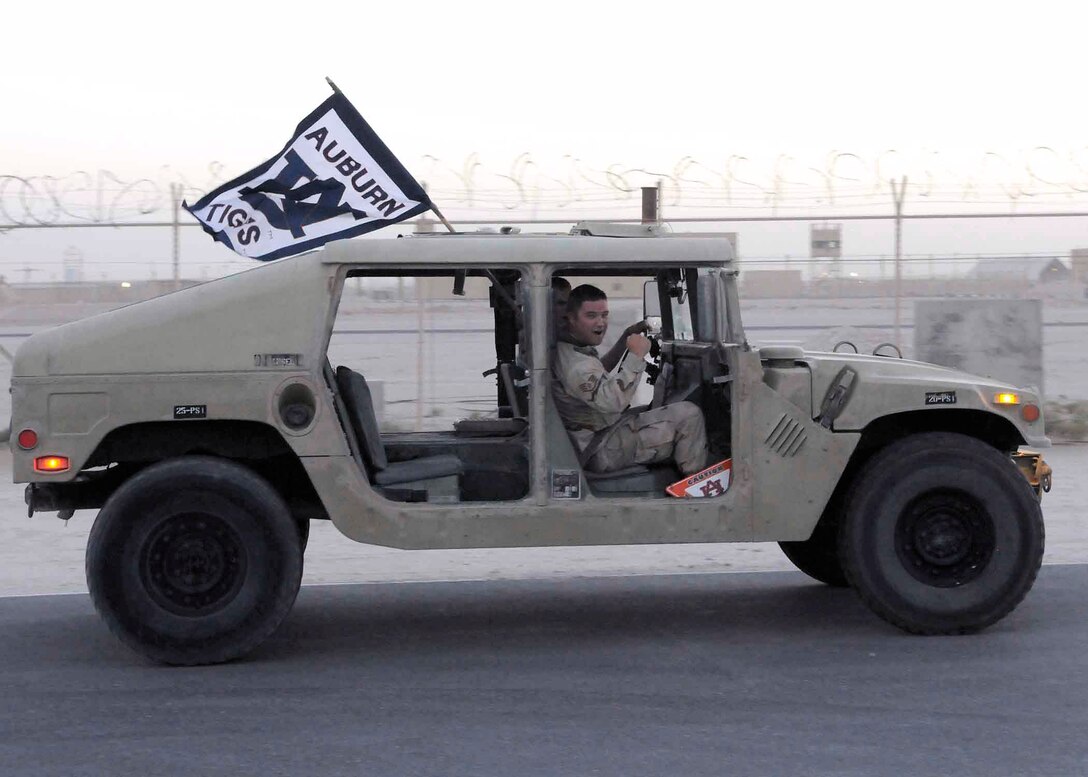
[839,432,1044,634]
[779,516,849,587]
[86,456,303,665]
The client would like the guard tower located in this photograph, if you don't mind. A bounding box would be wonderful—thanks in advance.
[810,223,843,278]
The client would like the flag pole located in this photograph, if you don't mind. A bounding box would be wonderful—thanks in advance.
[325,76,456,234]
[427,203,457,234]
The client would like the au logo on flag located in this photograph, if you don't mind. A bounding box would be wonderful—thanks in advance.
[184,89,433,261]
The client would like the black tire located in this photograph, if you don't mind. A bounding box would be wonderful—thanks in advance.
[297,517,310,554]
[86,456,303,665]
[779,517,849,587]
[839,432,1044,635]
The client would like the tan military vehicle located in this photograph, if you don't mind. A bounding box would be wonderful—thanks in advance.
[4,223,1051,664]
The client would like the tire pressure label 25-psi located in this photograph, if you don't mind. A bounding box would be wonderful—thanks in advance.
[254,353,303,368]
[174,405,207,419]
[925,391,957,405]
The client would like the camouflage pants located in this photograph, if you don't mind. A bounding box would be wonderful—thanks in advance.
[586,401,708,476]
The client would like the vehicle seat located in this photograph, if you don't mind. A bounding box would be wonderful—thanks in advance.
[584,464,681,494]
[335,366,463,491]
[566,405,680,494]
[453,417,528,437]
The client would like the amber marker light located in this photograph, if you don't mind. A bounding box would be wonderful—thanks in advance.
[34,456,70,473]
[16,429,38,450]
[1022,404,1041,422]
[994,392,1020,406]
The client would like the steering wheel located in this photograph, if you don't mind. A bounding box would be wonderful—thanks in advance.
[643,325,672,410]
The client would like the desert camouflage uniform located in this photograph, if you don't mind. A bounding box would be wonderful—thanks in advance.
[552,340,708,476]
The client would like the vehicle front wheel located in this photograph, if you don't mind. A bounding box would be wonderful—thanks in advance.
[86,456,303,665]
[839,432,1044,634]
[778,516,849,587]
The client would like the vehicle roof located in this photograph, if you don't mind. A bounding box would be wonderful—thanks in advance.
[322,232,735,267]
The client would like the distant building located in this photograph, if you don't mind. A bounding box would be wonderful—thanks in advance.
[0,279,200,306]
[742,270,804,298]
[966,256,1071,283]
[1071,248,1088,282]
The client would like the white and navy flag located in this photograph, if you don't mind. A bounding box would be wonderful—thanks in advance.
[184,93,431,261]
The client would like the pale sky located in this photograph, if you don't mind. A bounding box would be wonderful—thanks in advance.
[2,0,1087,279]
[5,1,1086,176]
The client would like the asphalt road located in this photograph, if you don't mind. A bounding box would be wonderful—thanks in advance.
[1,567,1085,777]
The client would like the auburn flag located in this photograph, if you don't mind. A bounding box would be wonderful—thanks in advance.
[184,92,431,261]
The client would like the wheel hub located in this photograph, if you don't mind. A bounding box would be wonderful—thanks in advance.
[916,515,972,565]
[166,536,225,593]
[896,491,995,588]
[141,513,247,616]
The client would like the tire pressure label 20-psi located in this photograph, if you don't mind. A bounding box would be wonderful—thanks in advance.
[925,391,957,405]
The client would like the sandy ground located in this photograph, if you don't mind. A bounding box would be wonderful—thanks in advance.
[0,444,1081,598]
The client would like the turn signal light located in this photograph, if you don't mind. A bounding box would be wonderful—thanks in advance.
[1022,404,1041,423]
[994,392,1020,405]
[16,429,38,450]
[33,456,70,473]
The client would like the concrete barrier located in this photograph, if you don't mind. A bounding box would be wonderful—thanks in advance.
[914,299,1044,395]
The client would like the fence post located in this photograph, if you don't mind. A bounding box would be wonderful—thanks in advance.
[415,277,426,431]
[170,183,182,289]
[891,177,908,348]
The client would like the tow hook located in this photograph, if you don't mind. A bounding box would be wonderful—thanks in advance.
[24,484,75,520]
[1012,451,1053,500]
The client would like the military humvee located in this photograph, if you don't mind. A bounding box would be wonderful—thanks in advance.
[4,222,1051,664]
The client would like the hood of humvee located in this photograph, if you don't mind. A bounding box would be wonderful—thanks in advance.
[801,350,1031,394]
[793,348,1043,443]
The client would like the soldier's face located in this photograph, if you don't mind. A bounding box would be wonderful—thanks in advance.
[567,299,609,346]
[553,287,570,328]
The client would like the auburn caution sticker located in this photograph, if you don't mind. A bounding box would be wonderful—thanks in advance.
[666,459,733,498]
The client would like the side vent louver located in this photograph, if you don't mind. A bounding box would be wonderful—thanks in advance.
[765,413,807,457]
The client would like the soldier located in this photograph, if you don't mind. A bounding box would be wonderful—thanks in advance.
[552,276,647,366]
[551,276,572,341]
[552,283,708,476]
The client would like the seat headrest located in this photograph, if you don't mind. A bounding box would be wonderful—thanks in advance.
[335,366,387,472]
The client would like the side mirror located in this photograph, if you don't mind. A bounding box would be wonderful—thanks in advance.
[643,280,661,319]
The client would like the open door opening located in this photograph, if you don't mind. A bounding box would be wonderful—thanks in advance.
[549,267,735,498]
[326,269,530,503]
